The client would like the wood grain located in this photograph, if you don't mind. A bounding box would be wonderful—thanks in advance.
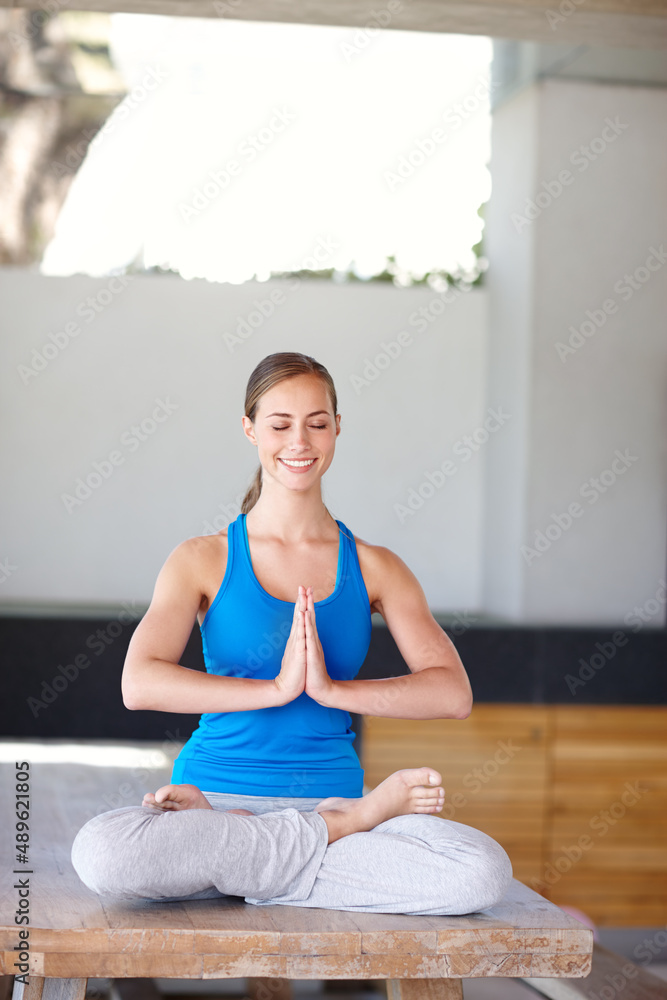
[247,978,292,1000]
[12,979,87,1000]
[544,706,667,926]
[387,980,462,1000]
[522,941,667,998]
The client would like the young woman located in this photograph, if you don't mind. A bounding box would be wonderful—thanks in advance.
[71,352,512,914]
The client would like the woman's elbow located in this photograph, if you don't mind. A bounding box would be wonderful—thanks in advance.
[453,698,473,720]
[121,685,143,711]
[438,667,473,719]
[121,670,147,711]
[450,685,473,719]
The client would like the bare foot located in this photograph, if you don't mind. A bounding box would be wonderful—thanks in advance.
[142,784,255,815]
[313,766,445,843]
[142,783,213,811]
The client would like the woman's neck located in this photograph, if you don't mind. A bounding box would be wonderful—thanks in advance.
[246,492,337,542]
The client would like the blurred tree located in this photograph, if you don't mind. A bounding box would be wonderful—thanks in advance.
[0,9,121,265]
[265,201,488,288]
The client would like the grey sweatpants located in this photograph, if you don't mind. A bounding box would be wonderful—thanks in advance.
[71,790,513,915]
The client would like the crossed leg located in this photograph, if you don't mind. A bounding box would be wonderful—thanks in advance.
[71,765,512,914]
[251,811,514,914]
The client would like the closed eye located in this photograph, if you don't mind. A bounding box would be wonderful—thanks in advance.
[273,425,327,430]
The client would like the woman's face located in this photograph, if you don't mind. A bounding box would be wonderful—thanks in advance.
[242,374,340,490]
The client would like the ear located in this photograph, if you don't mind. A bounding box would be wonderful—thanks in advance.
[335,413,341,437]
[242,415,258,446]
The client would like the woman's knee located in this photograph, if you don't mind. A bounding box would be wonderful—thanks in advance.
[455,832,514,913]
[393,815,513,914]
[71,806,153,899]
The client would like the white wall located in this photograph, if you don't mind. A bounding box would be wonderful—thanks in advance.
[0,270,488,616]
[5,73,666,630]
[484,77,667,626]
[480,82,538,623]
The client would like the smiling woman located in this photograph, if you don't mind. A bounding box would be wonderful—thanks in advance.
[70,350,512,916]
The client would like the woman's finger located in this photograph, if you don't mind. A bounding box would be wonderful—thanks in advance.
[288,586,303,641]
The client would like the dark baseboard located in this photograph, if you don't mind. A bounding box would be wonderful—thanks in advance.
[1,617,665,746]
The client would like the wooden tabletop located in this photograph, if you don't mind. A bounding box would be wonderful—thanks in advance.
[0,741,593,981]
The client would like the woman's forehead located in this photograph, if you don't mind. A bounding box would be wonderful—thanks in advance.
[258,376,332,412]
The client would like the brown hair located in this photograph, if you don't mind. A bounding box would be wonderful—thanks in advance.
[241,352,339,516]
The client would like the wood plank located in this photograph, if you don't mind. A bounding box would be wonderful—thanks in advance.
[446,952,590,978]
[190,899,282,956]
[204,956,288,979]
[552,706,667,737]
[269,905,361,956]
[522,941,667,998]
[329,910,442,957]
[544,706,667,926]
[26,949,585,980]
[12,980,87,1000]
[5,925,201,957]
[39,955,203,978]
[11,978,39,1000]
[367,959,450,980]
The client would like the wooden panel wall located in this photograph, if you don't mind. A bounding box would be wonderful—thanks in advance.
[362,705,667,926]
[547,706,667,926]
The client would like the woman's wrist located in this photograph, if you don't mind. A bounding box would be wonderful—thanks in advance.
[271,674,302,706]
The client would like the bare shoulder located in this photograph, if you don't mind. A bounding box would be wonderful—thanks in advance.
[184,529,228,581]
[351,534,409,616]
[185,528,228,557]
[158,529,228,610]
[166,529,227,570]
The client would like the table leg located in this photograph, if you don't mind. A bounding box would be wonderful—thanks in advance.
[12,979,88,1000]
[111,979,163,1000]
[386,980,463,1000]
[247,979,292,1000]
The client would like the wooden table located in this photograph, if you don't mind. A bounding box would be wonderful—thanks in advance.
[0,741,593,1000]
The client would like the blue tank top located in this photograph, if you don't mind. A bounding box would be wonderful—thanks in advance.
[171,512,372,797]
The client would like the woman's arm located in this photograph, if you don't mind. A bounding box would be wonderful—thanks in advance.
[316,545,473,720]
[121,538,287,713]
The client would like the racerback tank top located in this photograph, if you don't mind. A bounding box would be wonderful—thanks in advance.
[170,512,372,797]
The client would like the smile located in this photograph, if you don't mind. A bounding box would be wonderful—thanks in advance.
[278,458,316,469]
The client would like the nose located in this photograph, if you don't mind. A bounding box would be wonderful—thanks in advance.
[288,425,312,451]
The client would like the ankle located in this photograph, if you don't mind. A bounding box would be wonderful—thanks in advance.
[319,806,358,844]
